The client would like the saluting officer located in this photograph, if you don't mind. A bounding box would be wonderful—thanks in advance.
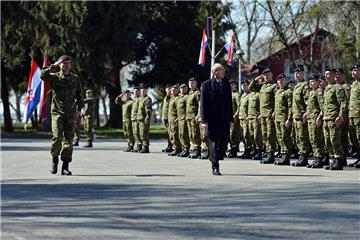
[115,90,134,152]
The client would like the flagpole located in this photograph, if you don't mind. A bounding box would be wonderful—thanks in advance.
[210,29,215,78]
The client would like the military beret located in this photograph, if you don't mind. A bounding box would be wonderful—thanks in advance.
[124,90,131,93]
[188,77,197,82]
[325,67,336,72]
[180,83,187,88]
[294,67,304,72]
[308,75,319,81]
[229,79,237,84]
[336,68,344,74]
[241,79,248,84]
[133,85,140,90]
[319,75,326,81]
[351,64,360,70]
[57,55,71,62]
[85,89,93,94]
[165,84,171,88]
[262,68,272,74]
[139,83,149,89]
[276,73,286,80]
[172,84,179,88]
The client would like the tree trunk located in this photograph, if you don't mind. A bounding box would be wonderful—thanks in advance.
[107,70,122,128]
[15,91,22,122]
[95,98,100,128]
[1,75,14,132]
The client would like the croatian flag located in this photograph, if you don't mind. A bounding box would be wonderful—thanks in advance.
[198,30,208,66]
[23,60,42,123]
[224,32,235,67]
[39,56,50,122]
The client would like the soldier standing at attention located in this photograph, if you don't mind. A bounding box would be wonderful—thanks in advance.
[249,68,278,164]
[273,74,293,165]
[82,89,96,148]
[168,84,182,156]
[41,55,84,175]
[177,84,190,157]
[227,80,241,158]
[137,84,152,153]
[292,67,310,167]
[348,64,360,168]
[197,97,210,159]
[161,84,173,153]
[115,90,134,152]
[186,78,202,159]
[131,86,141,152]
[304,76,326,168]
[335,68,351,165]
[238,81,252,159]
[321,68,347,170]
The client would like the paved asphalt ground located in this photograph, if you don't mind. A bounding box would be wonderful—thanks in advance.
[1,138,359,240]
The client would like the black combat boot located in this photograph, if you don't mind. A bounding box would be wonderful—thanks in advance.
[349,152,360,168]
[328,158,343,170]
[200,149,209,159]
[341,153,347,166]
[253,149,263,161]
[134,144,142,153]
[61,161,72,176]
[322,154,330,166]
[307,157,324,168]
[226,148,237,158]
[73,139,79,146]
[262,151,275,164]
[83,140,93,148]
[292,154,308,167]
[239,148,252,159]
[180,150,189,157]
[189,149,201,159]
[140,145,149,153]
[169,149,181,156]
[162,145,173,153]
[276,153,290,166]
[212,168,222,176]
[50,156,59,174]
[124,145,134,152]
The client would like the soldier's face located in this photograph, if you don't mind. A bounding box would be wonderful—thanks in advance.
[320,80,328,89]
[352,68,360,79]
[140,89,148,96]
[264,72,273,82]
[325,71,335,83]
[335,73,344,83]
[231,83,237,91]
[310,79,320,90]
[86,92,93,98]
[294,72,304,81]
[171,88,179,95]
[59,60,71,73]
[241,83,249,93]
[165,88,171,96]
[277,78,286,88]
[188,81,197,90]
[180,87,188,94]
[134,89,140,97]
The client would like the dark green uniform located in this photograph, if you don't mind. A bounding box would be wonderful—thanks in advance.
[348,79,360,159]
[292,81,310,155]
[247,91,262,151]
[177,93,190,152]
[131,97,141,147]
[306,88,325,159]
[41,67,84,162]
[137,95,152,147]
[74,114,82,143]
[274,87,293,154]
[322,83,347,159]
[340,82,351,157]
[186,90,201,151]
[83,96,96,141]
[116,97,134,148]
[197,99,209,153]
[238,92,252,152]
[162,95,172,148]
[229,91,241,151]
[168,95,181,151]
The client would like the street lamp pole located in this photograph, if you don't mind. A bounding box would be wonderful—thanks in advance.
[236,50,244,93]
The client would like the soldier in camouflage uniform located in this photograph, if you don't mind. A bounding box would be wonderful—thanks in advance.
[40,55,83,176]
[186,78,202,158]
[292,67,310,167]
[82,89,96,148]
[273,74,293,165]
[161,84,173,153]
[197,96,210,159]
[348,64,360,168]
[304,76,326,168]
[177,84,190,157]
[227,80,241,158]
[249,68,278,164]
[321,68,347,170]
[131,86,141,152]
[247,83,263,160]
[335,68,351,165]
[238,81,252,159]
[115,90,134,152]
[137,84,152,153]
[168,84,182,156]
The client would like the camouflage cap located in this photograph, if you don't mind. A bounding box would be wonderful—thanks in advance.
[57,55,71,62]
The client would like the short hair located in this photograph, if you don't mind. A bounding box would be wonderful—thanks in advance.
[211,63,224,74]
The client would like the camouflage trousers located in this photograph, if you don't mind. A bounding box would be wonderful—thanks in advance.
[275,121,292,154]
[294,119,310,154]
[178,119,190,151]
[349,117,360,150]
[84,116,93,141]
[132,120,141,145]
[308,120,325,158]
[229,120,241,149]
[51,112,76,162]
[138,121,150,146]
[323,119,343,158]
[163,120,172,148]
[341,117,349,155]
[240,119,252,150]
[123,121,135,147]
[74,116,81,140]
[187,119,201,151]
[199,120,209,150]
[261,117,277,153]
[169,120,181,151]
[248,118,262,150]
